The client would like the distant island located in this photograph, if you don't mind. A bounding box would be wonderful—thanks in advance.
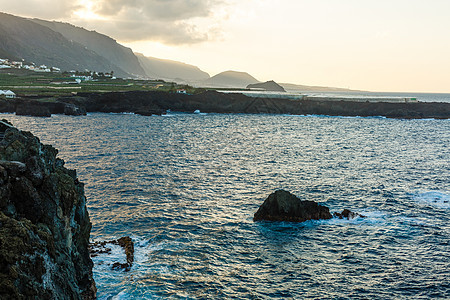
[247,80,286,92]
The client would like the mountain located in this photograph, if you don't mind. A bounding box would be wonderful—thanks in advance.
[280,82,358,92]
[0,12,129,77]
[247,80,286,92]
[202,71,260,88]
[0,12,361,91]
[136,53,210,82]
[30,19,147,77]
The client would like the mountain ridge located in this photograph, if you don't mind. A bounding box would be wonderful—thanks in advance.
[202,70,260,88]
[0,12,129,77]
[0,11,360,91]
[30,19,147,77]
[247,80,286,92]
[136,53,210,82]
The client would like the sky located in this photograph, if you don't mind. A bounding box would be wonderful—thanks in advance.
[1,0,450,92]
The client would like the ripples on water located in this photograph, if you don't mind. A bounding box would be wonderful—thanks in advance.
[4,113,449,299]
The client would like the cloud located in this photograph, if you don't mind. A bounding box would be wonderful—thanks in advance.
[78,18,213,44]
[87,0,226,44]
[0,0,228,44]
[81,0,226,44]
[93,0,221,21]
[0,0,80,19]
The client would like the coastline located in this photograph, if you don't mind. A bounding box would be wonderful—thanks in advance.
[1,90,450,119]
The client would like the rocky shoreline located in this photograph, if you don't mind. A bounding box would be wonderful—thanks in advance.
[1,90,449,119]
[0,120,95,299]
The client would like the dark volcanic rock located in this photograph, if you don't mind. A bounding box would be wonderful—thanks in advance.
[90,236,135,272]
[16,103,51,117]
[333,209,366,220]
[64,103,87,116]
[0,119,96,299]
[2,91,448,119]
[254,190,332,222]
[112,236,134,272]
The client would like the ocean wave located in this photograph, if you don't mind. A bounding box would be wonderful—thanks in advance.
[412,191,450,209]
[285,114,387,119]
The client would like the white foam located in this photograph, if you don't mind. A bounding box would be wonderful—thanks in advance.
[98,290,130,300]
[325,210,387,226]
[91,241,127,270]
[413,191,450,209]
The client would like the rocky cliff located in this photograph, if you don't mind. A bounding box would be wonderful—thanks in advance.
[0,120,96,299]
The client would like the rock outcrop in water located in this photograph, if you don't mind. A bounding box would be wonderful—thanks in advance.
[333,209,365,219]
[0,120,96,299]
[90,236,135,272]
[253,190,333,222]
[254,190,364,222]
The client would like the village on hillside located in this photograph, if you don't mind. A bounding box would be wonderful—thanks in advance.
[0,57,200,99]
[0,58,60,73]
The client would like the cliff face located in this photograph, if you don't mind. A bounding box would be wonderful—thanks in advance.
[30,19,146,77]
[136,53,210,82]
[0,120,96,299]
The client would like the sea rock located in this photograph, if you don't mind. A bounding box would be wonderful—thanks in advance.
[254,190,332,222]
[90,236,135,272]
[64,103,87,116]
[0,120,96,299]
[333,209,366,220]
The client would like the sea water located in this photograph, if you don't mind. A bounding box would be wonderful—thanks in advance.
[3,111,449,299]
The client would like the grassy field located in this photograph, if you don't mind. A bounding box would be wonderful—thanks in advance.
[0,69,203,97]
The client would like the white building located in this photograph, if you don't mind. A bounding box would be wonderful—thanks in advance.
[0,90,16,99]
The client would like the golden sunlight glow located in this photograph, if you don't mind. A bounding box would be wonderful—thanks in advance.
[73,0,104,20]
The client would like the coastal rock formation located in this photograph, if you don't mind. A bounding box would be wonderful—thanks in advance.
[75,91,450,119]
[254,190,365,223]
[15,103,51,117]
[90,236,135,272]
[1,91,449,119]
[333,209,366,220]
[0,120,96,299]
[64,103,87,116]
[253,190,332,222]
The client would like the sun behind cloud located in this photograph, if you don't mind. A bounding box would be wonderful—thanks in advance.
[73,0,104,20]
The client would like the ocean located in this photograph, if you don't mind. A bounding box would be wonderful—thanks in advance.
[2,103,449,299]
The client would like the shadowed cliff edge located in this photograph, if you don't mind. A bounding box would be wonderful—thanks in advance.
[0,120,96,299]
